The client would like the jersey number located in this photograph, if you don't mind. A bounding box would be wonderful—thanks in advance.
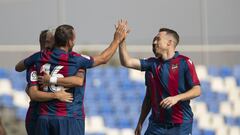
[40,63,65,92]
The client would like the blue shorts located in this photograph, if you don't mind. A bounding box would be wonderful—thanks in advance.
[25,108,38,135]
[35,116,85,135]
[25,118,36,135]
[144,120,192,135]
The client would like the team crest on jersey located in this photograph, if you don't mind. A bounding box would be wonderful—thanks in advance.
[171,64,178,70]
[30,71,37,81]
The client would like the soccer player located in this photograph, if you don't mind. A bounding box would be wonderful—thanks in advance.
[22,29,85,135]
[119,28,201,135]
[20,20,128,135]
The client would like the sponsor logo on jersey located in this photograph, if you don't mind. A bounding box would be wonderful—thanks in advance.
[172,64,178,70]
[30,71,37,81]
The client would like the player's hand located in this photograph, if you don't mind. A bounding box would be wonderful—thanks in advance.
[38,71,51,86]
[55,90,73,103]
[160,96,179,109]
[135,124,142,135]
[114,19,130,43]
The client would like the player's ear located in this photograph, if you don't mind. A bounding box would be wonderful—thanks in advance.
[67,40,71,47]
[167,40,171,46]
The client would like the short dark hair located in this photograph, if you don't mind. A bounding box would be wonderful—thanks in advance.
[159,28,179,45]
[39,30,48,48]
[54,24,74,47]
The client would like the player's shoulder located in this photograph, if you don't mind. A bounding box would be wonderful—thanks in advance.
[27,49,51,58]
[146,57,158,61]
[178,54,191,61]
[70,51,81,56]
[70,52,92,60]
[30,50,42,56]
[26,51,43,61]
[177,54,195,66]
[40,49,53,55]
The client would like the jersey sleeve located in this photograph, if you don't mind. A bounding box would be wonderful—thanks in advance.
[184,59,200,88]
[24,52,41,69]
[140,58,153,71]
[75,54,94,69]
[26,65,38,87]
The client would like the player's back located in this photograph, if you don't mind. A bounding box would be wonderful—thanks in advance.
[24,48,94,119]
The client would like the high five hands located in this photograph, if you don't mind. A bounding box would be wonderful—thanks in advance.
[114,19,130,43]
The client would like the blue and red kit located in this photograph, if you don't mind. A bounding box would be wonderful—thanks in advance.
[24,48,94,135]
[141,51,200,124]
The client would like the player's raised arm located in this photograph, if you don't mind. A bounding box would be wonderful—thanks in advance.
[91,20,128,67]
[119,40,141,70]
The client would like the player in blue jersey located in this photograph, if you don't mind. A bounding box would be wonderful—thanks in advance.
[119,28,201,135]
[20,29,86,135]
[18,20,128,135]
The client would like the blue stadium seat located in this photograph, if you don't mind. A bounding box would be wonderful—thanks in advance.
[208,66,219,76]
[109,89,122,100]
[8,70,27,91]
[236,117,240,126]
[0,68,8,78]
[192,128,202,135]
[95,92,111,102]
[216,93,228,102]
[202,90,216,103]
[0,95,14,108]
[233,65,240,78]
[236,78,240,86]
[202,129,215,135]
[121,90,138,102]
[113,103,127,116]
[199,81,212,100]
[233,65,240,86]
[15,107,28,121]
[85,91,96,101]
[98,103,114,116]
[103,67,116,78]
[125,104,140,116]
[117,67,129,78]
[11,81,27,91]
[85,102,99,116]
[86,133,105,135]
[219,66,232,77]
[207,102,219,113]
[103,116,117,128]
[116,115,132,129]
[224,116,237,126]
